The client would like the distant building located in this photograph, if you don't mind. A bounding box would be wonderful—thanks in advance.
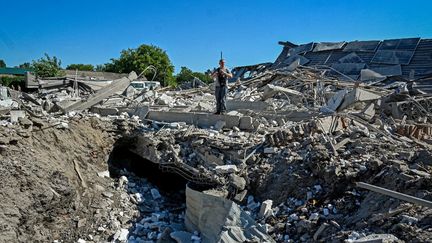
[0,67,32,77]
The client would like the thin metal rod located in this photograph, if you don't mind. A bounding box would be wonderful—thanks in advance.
[356,182,432,208]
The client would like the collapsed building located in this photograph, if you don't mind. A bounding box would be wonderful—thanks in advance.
[0,37,432,243]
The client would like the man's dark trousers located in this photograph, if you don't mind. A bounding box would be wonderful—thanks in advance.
[215,86,227,114]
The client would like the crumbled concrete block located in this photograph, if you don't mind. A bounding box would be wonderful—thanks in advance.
[234,190,248,202]
[151,188,161,200]
[350,233,401,243]
[339,88,381,111]
[258,200,273,218]
[264,147,277,154]
[119,176,128,188]
[360,103,375,120]
[239,116,253,130]
[215,165,238,174]
[156,94,175,105]
[320,89,348,112]
[90,106,119,116]
[229,174,246,190]
[10,110,25,123]
[97,170,110,178]
[113,228,129,242]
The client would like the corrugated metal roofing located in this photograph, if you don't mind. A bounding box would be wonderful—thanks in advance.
[0,67,31,75]
[274,37,432,80]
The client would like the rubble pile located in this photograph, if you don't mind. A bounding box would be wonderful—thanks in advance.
[0,52,432,242]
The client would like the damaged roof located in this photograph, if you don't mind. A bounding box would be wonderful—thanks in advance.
[273,37,432,81]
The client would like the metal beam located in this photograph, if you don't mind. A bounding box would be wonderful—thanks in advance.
[356,182,432,208]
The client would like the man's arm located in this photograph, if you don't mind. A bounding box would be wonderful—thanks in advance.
[210,68,218,78]
[223,68,233,79]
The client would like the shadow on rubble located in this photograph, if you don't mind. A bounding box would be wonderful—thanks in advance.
[107,139,188,192]
[106,139,193,241]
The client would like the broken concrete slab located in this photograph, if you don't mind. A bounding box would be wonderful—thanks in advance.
[215,165,238,174]
[357,103,376,120]
[90,106,119,116]
[63,71,137,113]
[131,106,149,120]
[262,84,303,101]
[226,100,270,111]
[350,233,401,243]
[10,110,26,123]
[185,185,275,243]
[320,89,349,113]
[147,110,244,129]
[338,88,382,111]
[156,93,175,106]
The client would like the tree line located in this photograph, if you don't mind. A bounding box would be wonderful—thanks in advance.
[0,44,212,87]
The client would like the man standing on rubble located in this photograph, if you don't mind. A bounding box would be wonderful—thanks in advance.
[211,59,232,115]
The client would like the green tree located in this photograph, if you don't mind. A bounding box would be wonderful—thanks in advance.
[66,64,95,71]
[18,62,31,69]
[95,64,106,72]
[105,44,174,86]
[31,54,64,78]
[0,59,6,68]
[175,66,213,84]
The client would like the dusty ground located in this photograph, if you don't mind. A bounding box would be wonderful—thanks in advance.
[0,117,117,242]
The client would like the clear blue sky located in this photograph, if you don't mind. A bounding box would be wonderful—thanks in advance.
[1,0,431,73]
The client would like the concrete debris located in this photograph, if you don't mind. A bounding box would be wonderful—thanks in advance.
[185,185,275,243]
[215,165,238,174]
[9,110,25,123]
[1,38,432,243]
[348,233,402,243]
[258,199,273,219]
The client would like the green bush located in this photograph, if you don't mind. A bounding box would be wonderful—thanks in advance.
[0,76,25,88]
[31,54,65,78]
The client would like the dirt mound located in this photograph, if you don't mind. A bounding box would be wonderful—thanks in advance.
[0,117,115,242]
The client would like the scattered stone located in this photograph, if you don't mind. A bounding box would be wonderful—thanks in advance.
[258,200,273,219]
[97,170,110,178]
[229,174,246,190]
[113,228,129,242]
[151,188,161,200]
[215,165,238,173]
